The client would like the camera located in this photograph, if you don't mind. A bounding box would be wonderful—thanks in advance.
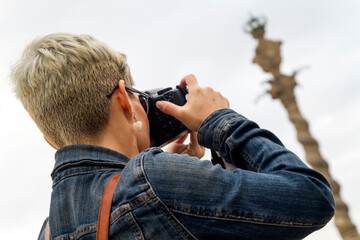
[145,85,189,147]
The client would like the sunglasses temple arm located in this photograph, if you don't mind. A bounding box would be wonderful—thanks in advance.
[125,86,150,98]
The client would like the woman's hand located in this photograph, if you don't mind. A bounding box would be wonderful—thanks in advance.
[165,131,205,159]
[156,74,229,132]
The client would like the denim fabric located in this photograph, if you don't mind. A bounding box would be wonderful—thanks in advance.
[38,109,335,240]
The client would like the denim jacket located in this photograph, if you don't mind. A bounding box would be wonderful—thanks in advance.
[38,109,335,240]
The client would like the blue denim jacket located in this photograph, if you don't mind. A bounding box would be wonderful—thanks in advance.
[38,109,335,240]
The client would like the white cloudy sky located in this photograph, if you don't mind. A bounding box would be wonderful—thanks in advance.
[0,0,359,239]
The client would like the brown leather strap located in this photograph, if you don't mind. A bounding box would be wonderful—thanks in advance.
[44,173,121,240]
[96,173,121,240]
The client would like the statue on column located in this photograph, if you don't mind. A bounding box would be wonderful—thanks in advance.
[245,16,359,240]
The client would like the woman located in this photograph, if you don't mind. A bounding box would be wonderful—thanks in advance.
[11,33,334,240]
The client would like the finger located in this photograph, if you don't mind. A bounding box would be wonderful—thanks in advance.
[175,133,188,144]
[190,131,205,157]
[180,74,198,88]
[156,101,181,119]
[177,144,188,154]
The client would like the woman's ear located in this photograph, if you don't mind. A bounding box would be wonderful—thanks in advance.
[116,80,133,121]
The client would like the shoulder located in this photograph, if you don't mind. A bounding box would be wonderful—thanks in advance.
[116,148,231,206]
[139,148,230,202]
[141,148,214,178]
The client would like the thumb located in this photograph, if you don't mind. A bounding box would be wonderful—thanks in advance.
[175,133,188,144]
[156,101,182,119]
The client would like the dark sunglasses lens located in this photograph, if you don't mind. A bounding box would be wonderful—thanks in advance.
[139,96,149,114]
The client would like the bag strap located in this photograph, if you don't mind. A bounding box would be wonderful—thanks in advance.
[45,173,121,240]
[96,173,122,240]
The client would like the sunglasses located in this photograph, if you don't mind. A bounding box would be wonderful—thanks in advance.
[107,85,150,115]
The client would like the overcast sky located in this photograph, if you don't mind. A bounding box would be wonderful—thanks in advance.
[1,0,359,239]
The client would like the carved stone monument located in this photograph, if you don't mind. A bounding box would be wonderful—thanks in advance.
[246,16,360,240]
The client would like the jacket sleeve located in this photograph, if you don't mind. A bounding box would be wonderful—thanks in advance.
[143,109,335,240]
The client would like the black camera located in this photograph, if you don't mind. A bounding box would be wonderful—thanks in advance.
[145,86,189,147]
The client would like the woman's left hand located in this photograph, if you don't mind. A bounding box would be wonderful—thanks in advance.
[166,131,205,159]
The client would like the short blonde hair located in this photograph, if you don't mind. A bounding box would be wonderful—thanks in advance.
[11,33,134,148]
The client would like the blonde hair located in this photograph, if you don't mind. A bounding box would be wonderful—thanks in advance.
[11,33,134,148]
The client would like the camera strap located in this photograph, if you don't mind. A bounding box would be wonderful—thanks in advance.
[45,173,122,240]
[211,149,225,168]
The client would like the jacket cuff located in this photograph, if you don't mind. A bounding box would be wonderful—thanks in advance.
[197,109,246,151]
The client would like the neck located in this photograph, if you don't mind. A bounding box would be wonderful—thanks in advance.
[98,134,139,159]
[89,119,140,159]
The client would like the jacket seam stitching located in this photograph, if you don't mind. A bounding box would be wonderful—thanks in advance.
[218,116,245,150]
[53,192,155,239]
[54,224,97,240]
[165,203,326,228]
[52,168,115,187]
[124,211,145,240]
[110,190,156,223]
[139,152,198,240]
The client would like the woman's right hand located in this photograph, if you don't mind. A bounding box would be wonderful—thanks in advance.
[156,74,229,132]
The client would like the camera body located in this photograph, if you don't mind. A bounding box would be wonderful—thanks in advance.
[145,85,189,147]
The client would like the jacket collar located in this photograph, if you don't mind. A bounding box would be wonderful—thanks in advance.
[51,144,130,179]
